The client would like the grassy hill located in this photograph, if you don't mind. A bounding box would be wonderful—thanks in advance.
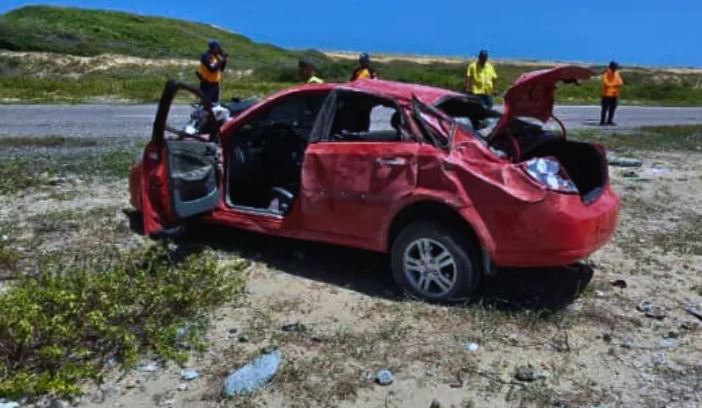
[1,5,701,105]
[0,5,323,68]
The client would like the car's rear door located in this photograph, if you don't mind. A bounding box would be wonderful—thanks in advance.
[301,90,418,245]
[141,81,221,235]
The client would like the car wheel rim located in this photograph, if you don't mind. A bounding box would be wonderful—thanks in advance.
[403,238,457,297]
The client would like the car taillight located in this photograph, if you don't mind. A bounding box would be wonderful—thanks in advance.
[523,157,578,193]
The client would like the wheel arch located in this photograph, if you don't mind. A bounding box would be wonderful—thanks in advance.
[387,200,490,255]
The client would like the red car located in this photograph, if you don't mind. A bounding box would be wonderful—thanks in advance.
[129,66,619,302]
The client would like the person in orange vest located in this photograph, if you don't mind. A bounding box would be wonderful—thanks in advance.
[197,40,228,104]
[350,53,379,81]
[600,61,624,126]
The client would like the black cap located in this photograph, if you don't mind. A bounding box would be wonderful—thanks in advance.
[609,60,619,70]
[479,49,489,58]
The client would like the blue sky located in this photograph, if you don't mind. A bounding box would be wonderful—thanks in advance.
[2,1,701,67]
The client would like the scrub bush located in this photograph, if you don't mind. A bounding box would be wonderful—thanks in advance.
[0,244,248,399]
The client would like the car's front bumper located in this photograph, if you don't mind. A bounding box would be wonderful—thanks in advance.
[483,186,620,267]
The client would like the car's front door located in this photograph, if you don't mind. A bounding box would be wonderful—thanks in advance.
[141,81,222,235]
[301,90,418,244]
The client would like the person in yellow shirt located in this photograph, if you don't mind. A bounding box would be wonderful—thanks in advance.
[197,40,227,104]
[600,61,624,126]
[299,59,324,84]
[350,53,379,81]
[465,50,498,108]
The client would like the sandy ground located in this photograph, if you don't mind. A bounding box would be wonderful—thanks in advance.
[1,141,701,408]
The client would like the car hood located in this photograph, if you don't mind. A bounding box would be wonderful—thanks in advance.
[501,65,595,124]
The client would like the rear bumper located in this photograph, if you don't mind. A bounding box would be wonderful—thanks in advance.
[487,187,620,267]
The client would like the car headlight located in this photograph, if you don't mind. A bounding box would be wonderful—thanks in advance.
[524,157,578,193]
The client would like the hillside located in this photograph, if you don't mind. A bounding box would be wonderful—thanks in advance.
[0,5,324,67]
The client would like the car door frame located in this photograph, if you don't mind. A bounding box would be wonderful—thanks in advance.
[141,80,222,235]
[300,89,420,244]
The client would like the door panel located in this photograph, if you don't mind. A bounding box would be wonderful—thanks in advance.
[141,80,222,235]
[166,140,220,218]
[331,142,418,238]
[301,142,418,240]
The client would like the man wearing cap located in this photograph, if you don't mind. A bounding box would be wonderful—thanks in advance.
[197,40,228,104]
[299,59,324,84]
[350,53,379,81]
[465,50,498,108]
[600,61,624,126]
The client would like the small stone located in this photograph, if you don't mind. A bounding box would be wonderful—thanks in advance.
[0,400,20,408]
[49,399,70,408]
[375,369,394,386]
[515,365,539,382]
[359,371,374,382]
[429,399,442,408]
[180,368,199,381]
[610,279,627,289]
[124,378,141,389]
[637,300,666,320]
[602,332,613,343]
[662,331,679,339]
[620,337,634,349]
[464,342,479,352]
[177,384,188,392]
[659,339,678,349]
[622,170,639,179]
[139,361,159,373]
[281,322,306,333]
[238,334,250,343]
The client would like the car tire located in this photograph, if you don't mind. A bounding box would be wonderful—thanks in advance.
[391,221,481,303]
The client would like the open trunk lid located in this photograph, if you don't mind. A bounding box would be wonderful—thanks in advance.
[496,65,595,128]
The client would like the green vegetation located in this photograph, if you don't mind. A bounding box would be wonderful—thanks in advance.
[0,5,319,65]
[0,244,248,399]
[0,135,140,195]
[572,125,702,152]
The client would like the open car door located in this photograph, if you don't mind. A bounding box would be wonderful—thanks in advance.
[141,80,222,235]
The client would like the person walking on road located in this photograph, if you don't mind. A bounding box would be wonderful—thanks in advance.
[465,50,499,109]
[350,53,379,81]
[197,40,227,104]
[600,61,624,126]
[299,59,324,84]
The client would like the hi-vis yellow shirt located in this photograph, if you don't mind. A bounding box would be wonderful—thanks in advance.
[307,76,324,84]
[466,61,498,95]
[198,54,224,83]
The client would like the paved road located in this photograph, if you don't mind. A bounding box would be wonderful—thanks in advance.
[0,104,701,139]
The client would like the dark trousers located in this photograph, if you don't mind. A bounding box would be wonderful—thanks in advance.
[600,96,618,125]
[200,81,220,104]
[477,94,494,109]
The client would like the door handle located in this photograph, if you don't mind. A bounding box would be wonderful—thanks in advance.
[376,157,407,166]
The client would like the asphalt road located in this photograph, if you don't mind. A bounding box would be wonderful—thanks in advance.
[0,104,701,139]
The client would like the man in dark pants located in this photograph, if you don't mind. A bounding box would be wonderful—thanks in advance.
[600,61,623,126]
[198,40,227,104]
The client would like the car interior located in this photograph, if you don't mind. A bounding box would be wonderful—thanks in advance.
[225,90,406,215]
[327,91,405,142]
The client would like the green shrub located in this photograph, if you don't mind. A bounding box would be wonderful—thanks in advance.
[0,244,248,399]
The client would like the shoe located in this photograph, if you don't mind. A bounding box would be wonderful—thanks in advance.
[606,122,617,126]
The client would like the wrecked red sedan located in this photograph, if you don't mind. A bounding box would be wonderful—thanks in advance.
[129,66,619,302]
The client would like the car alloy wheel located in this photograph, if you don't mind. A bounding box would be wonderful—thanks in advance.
[403,238,458,297]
